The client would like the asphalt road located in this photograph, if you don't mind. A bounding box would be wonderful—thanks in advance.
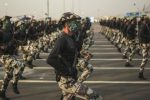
[0,23,150,100]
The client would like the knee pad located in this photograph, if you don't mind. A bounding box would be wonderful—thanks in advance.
[87,88,102,100]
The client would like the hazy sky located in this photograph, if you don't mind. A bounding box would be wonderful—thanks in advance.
[0,0,150,19]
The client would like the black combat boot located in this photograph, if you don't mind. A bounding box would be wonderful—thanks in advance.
[110,41,113,44]
[60,95,75,100]
[122,55,127,59]
[20,75,26,80]
[0,90,10,100]
[60,95,63,100]
[138,72,147,80]
[12,83,20,94]
[125,62,132,67]
[35,53,42,59]
[117,48,121,52]
[27,60,35,69]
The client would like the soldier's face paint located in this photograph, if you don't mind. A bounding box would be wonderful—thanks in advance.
[67,20,81,33]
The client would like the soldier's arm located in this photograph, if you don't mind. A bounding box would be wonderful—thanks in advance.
[47,37,71,75]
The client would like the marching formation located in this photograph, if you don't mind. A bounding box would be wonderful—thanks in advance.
[1,11,150,100]
[99,16,150,80]
[0,12,99,100]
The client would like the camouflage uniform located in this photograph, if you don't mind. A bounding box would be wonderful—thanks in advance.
[0,55,25,99]
[58,77,101,100]
[77,50,93,83]
[138,17,150,80]
[47,12,102,100]
[19,44,35,68]
[83,30,94,50]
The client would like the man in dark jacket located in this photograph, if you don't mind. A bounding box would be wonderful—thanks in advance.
[138,17,150,80]
[124,18,137,66]
[47,12,102,100]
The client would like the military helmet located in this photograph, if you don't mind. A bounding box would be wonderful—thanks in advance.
[58,12,81,25]
[1,16,12,21]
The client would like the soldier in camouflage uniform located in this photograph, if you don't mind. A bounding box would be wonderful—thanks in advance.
[77,49,93,83]
[47,12,102,100]
[1,16,13,43]
[19,41,35,68]
[0,55,25,99]
[138,17,150,80]
[123,18,137,66]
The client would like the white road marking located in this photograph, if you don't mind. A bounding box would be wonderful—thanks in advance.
[20,58,145,61]
[89,48,116,50]
[37,52,121,55]
[33,67,150,70]
[92,52,121,54]
[92,45,113,46]
[0,80,150,84]
[95,41,109,42]
[39,73,46,79]
[31,58,149,61]
[91,59,146,61]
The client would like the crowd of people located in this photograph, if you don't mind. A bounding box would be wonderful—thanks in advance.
[0,12,101,100]
[99,15,150,80]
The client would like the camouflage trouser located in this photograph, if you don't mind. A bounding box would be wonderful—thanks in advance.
[119,36,126,49]
[76,59,93,83]
[105,28,112,40]
[1,62,25,92]
[111,31,118,43]
[125,39,137,63]
[115,32,121,44]
[83,39,94,50]
[123,39,135,56]
[23,54,33,65]
[139,43,150,73]
[58,76,101,100]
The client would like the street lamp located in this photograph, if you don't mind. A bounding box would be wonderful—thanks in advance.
[72,0,74,13]
[63,0,66,13]
[47,0,49,17]
[4,2,8,15]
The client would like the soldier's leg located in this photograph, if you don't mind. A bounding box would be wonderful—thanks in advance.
[26,56,35,69]
[0,68,14,99]
[58,77,102,100]
[119,36,125,50]
[122,39,129,59]
[135,44,141,56]
[12,65,24,94]
[43,45,49,53]
[125,40,136,66]
[23,54,28,66]
[78,64,93,83]
[61,91,75,100]
[35,48,42,59]
[138,44,149,80]
[115,32,122,52]
[19,66,26,80]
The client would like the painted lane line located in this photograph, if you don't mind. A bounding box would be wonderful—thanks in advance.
[33,67,150,70]
[0,80,150,84]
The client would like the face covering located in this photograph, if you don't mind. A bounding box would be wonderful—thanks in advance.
[68,20,81,33]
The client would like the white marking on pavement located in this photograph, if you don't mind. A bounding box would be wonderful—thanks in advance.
[38,52,121,55]
[92,45,113,46]
[33,67,150,70]
[91,59,149,61]
[92,52,121,54]
[0,80,150,84]
[40,73,46,79]
[95,41,109,42]
[22,58,149,61]
[90,48,116,50]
